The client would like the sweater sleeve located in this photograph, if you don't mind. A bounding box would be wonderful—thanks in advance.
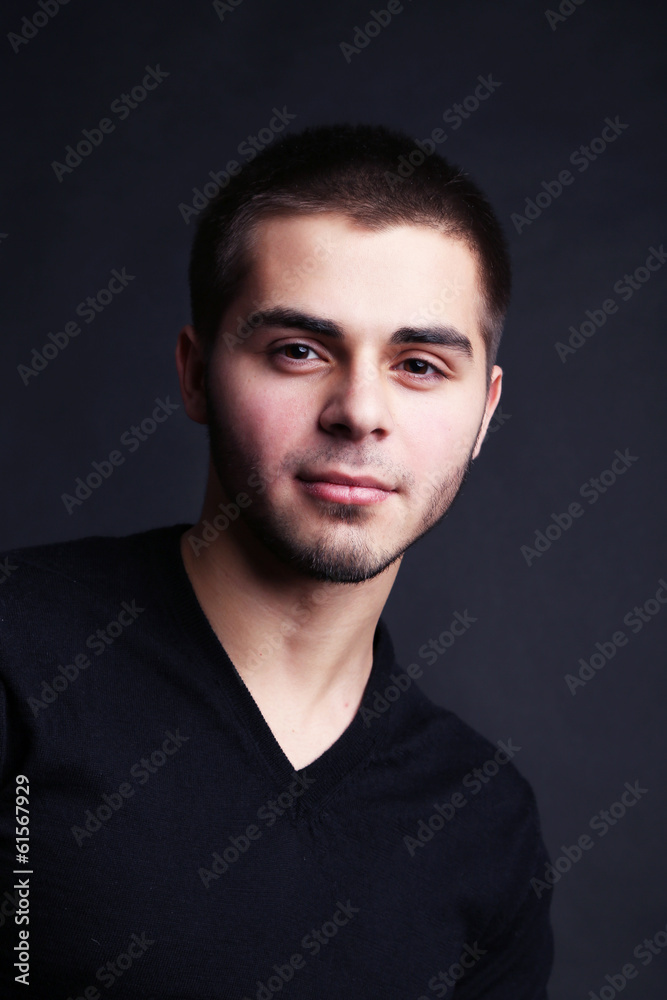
[452,808,554,999]
[454,880,553,998]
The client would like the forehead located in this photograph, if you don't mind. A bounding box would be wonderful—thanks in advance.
[242,212,486,348]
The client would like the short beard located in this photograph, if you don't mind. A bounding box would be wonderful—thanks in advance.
[268,452,475,584]
[205,381,478,585]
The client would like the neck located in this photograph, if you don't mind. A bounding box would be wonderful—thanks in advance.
[179,474,400,715]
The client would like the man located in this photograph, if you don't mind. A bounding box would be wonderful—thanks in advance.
[0,124,553,997]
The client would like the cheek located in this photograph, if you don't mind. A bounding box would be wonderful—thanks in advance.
[400,397,481,478]
[213,368,313,458]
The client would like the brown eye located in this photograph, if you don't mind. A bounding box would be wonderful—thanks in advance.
[283,343,312,359]
[399,357,446,378]
[405,359,431,374]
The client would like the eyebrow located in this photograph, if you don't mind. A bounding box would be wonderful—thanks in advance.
[247,307,474,358]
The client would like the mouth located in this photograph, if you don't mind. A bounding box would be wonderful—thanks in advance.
[297,470,396,506]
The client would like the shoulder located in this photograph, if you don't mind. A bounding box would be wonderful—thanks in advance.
[0,523,188,690]
[386,697,550,920]
[0,525,189,784]
[397,687,531,794]
[366,628,539,829]
[1,525,172,588]
[381,690,544,858]
[0,523,186,608]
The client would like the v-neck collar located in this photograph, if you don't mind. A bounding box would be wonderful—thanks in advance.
[154,524,407,814]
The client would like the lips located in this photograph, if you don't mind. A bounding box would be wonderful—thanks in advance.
[298,470,395,491]
[297,470,395,506]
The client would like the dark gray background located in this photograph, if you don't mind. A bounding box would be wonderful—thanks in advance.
[1,0,666,996]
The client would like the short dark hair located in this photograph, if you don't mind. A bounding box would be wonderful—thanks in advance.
[189,123,511,377]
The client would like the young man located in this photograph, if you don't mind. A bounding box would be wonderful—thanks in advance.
[0,125,553,997]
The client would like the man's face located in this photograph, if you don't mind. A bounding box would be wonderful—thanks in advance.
[201,212,502,584]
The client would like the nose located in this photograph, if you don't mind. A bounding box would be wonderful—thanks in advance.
[318,358,394,441]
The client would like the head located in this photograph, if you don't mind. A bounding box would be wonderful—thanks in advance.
[177,124,510,585]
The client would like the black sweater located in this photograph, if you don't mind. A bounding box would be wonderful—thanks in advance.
[0,524,553,998]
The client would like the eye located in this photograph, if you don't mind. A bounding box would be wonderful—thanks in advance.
[397,357,448,379]
[271,342,321,361]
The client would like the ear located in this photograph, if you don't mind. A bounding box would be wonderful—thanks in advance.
[472,365,503,459]
[175,324,208,425]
